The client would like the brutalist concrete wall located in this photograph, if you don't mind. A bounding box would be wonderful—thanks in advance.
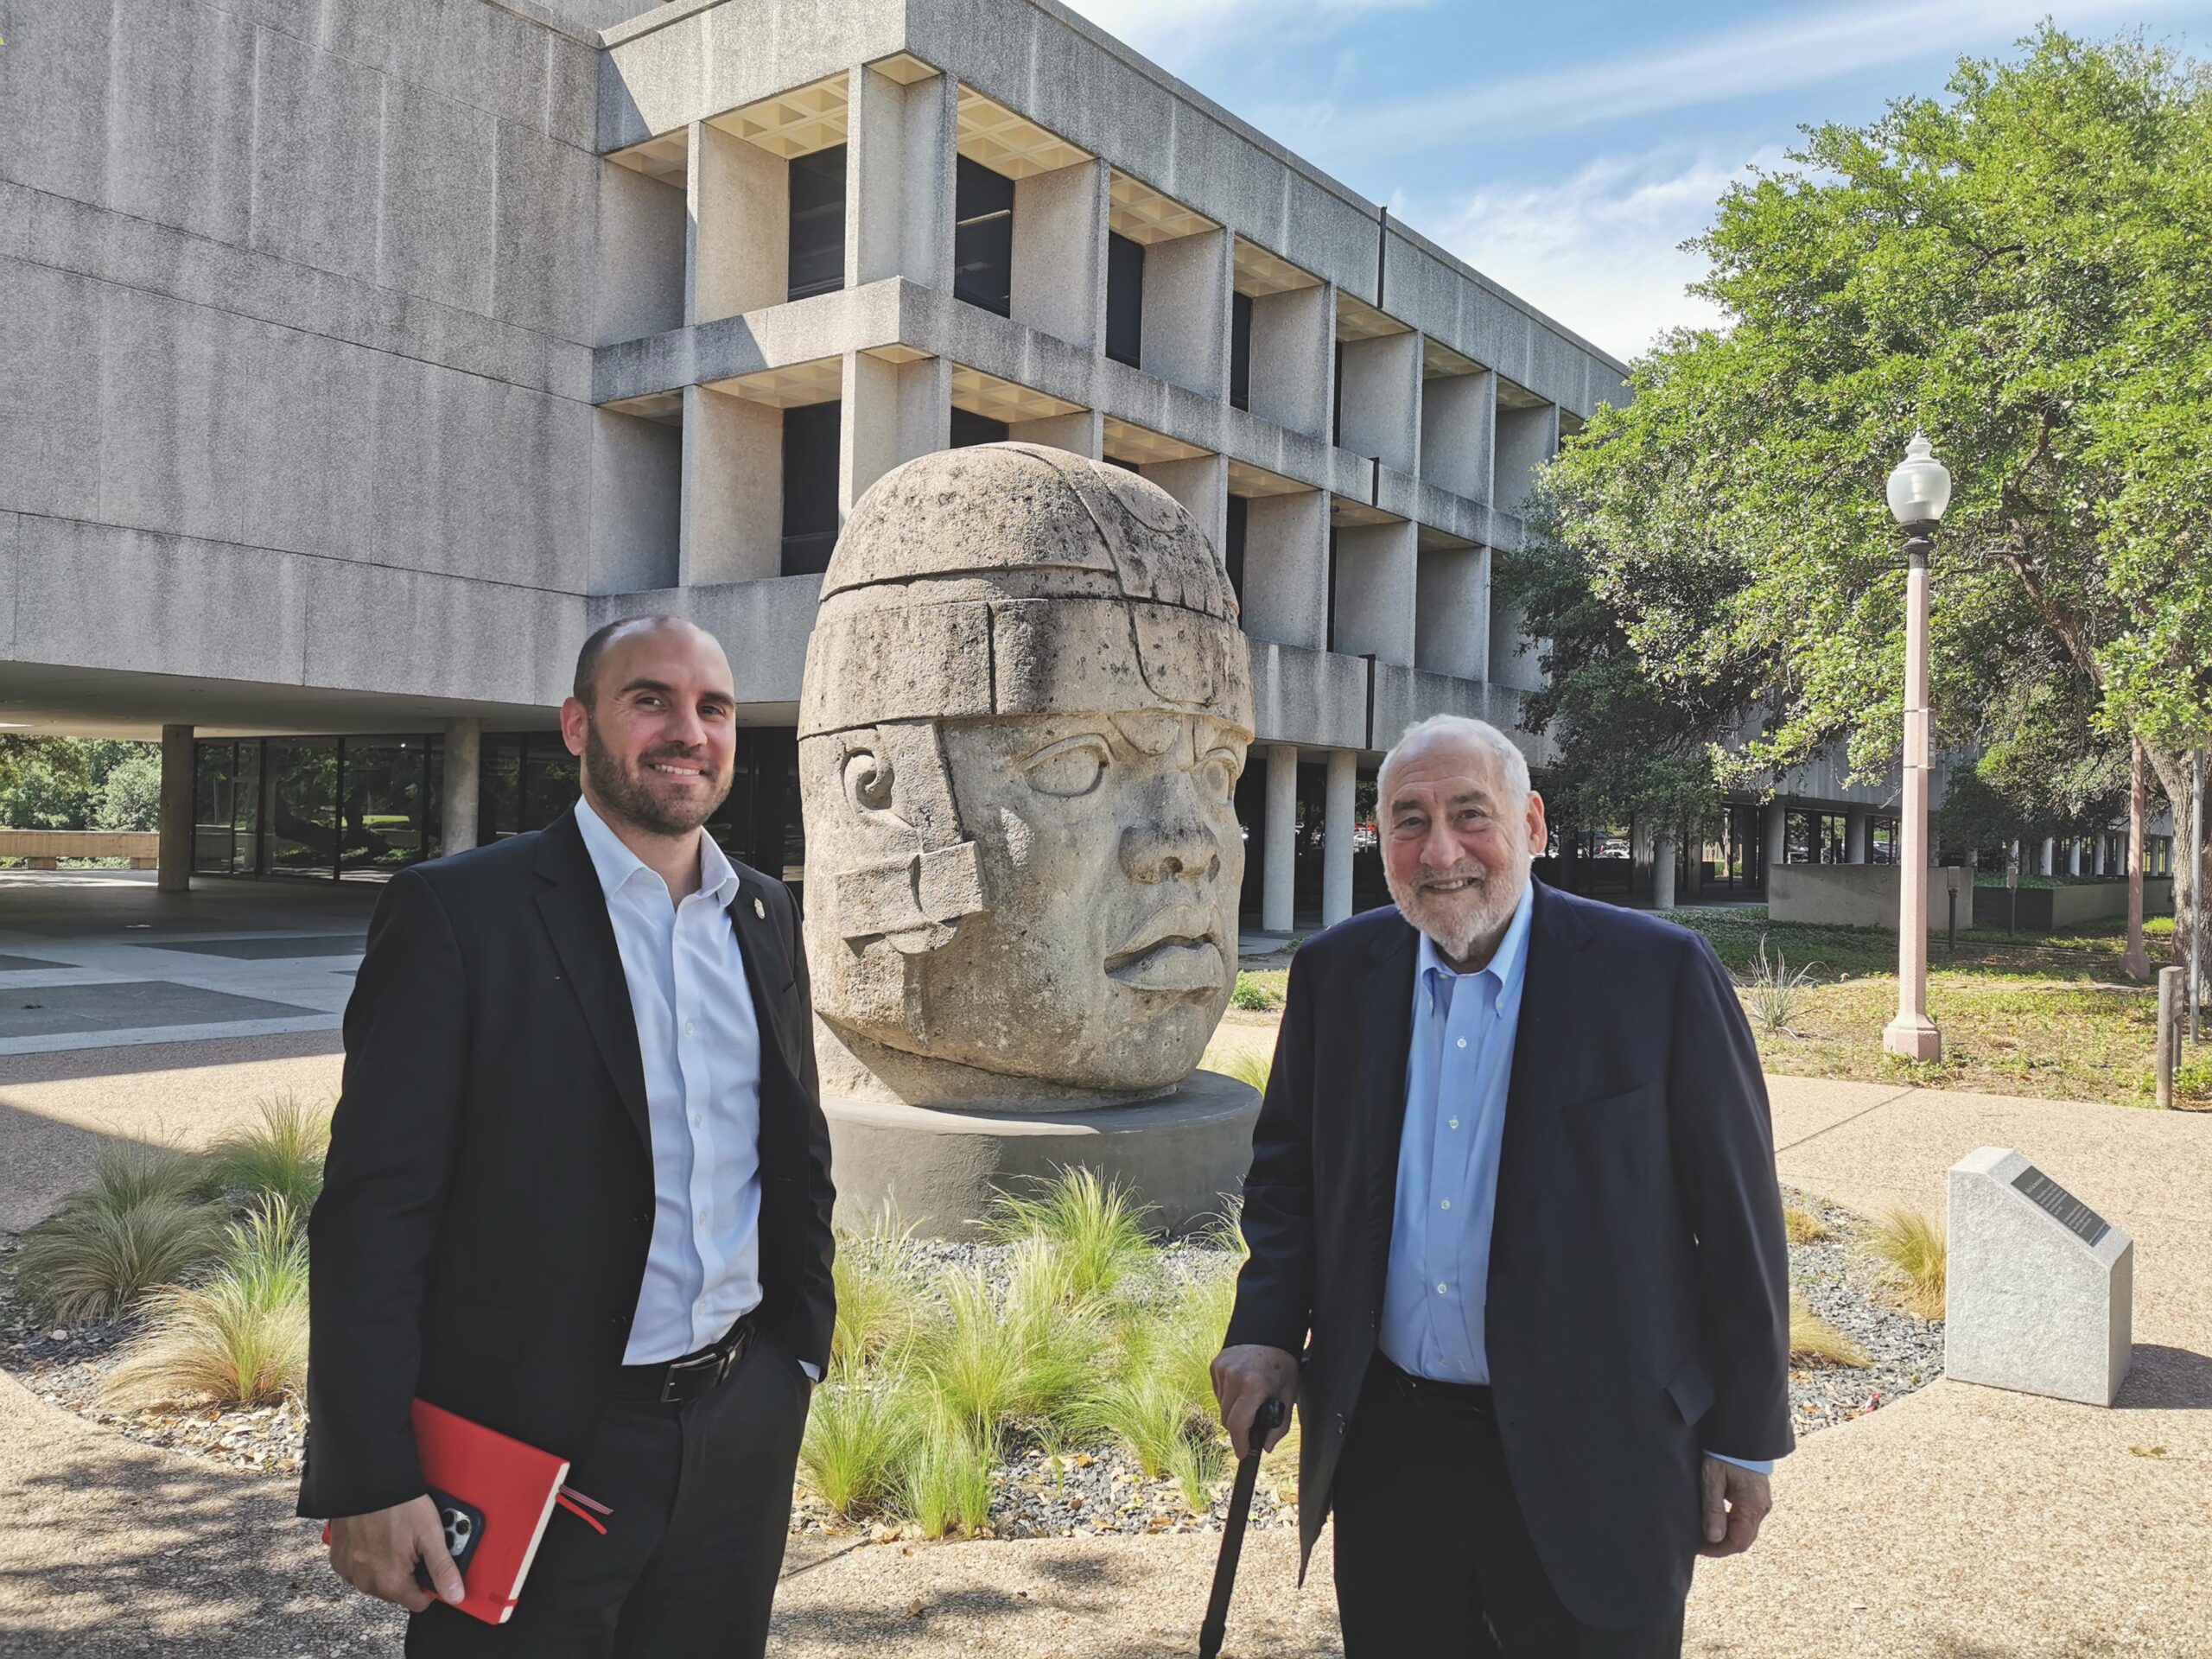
[0,0,605,711]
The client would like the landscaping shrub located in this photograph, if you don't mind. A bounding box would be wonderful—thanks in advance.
[1211,1048,1273,1094]
[830,1214,927,1368]
[919,1242,1100,1439]
[1230,971,1284,1012]
[1732,936,1819,1034]
[1783,1205,1832,1245]
[200,1093,330,1211]
[800,1362,919,1520]
[900,1407,995,1538]
[104,1198,310,1408]
[16,1151,227,1323]
[985,1166,1157,1302]
[1866,1207,1947,1319]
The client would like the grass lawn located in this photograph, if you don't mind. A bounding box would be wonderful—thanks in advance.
[1219,909,2207,1109]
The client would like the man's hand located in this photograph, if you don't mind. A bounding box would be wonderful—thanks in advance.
[1211,1344,1299,1459]
[1698,1458,1773,1559]
[327,1495,465,1613]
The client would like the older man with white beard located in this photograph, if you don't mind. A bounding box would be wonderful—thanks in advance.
[1212,715,1792,1658]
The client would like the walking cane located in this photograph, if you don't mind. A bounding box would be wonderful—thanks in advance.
[1198,1396,1287,1659]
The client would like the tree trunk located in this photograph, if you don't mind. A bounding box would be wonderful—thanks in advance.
[2145,741,2205,993]
[2122,740,2150,982]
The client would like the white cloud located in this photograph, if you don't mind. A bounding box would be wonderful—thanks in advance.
[1413,145,1792,363]
[1272,0,2183,158]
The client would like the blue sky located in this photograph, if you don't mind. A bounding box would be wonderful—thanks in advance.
[1065,0,2212,362]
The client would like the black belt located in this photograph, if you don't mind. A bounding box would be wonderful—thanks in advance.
[1372,1351,1495,1414]
[613,1313,760,1405]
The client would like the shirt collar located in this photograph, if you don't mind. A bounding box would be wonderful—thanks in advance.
[1415,876,1536,1005]
[573,794,739,911]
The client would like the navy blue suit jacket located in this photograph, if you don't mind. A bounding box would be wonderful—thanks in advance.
[1225,880,1792,1628]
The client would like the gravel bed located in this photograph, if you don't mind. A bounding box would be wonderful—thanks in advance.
[0,1200,1941,1538]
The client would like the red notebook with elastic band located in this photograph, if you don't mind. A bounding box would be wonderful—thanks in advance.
[321,1399,598,1626]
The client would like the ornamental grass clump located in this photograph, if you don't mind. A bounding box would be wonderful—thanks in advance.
[1211,1048,1274,1095]
[920,1241,1100,1440]
[201,1093,331,1211]
[800,1360,921,1521]
[985,1166,1159,1304]
[830,1213,928,1369]
[15,1149,226,1324]
[1787,1294,1870,1370]
[1732,936,1820,1035]
[900,1406,996,1538]
[104,1198,310,1408]
[1783,1204,1833,1245]
[1866,1206,1947,1319]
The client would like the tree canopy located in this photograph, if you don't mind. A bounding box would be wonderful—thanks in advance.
[1517,27,2212,861]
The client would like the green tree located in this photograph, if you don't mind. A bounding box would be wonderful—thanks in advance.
[95,749,163,832]
[1539,27,2212,936]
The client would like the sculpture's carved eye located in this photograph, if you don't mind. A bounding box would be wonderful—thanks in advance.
[1022,735,1109,798]
[844,751,894,811]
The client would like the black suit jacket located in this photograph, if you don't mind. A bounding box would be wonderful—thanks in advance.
[299,807,836,1520]
[1224,880,1791,1628]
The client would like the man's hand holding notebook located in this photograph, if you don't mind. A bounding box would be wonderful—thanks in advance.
[327,1493,466,1615]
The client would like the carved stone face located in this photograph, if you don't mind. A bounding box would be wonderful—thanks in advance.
[797,442,1254,1101]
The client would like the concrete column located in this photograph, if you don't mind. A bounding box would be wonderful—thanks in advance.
[1238,490,1329,649]
[1322,748,1357,926]
[157,724,194,893]
[1652,830,1677,912]
[1763,800,1787,875]
[1420,368,1494,500]
[2069,838,2082,876]
[689,119,787,325]
[1011,157,1108,352]
[2095,835,2108,876]
[2040,836,2056,877]
[680,385,781,585]
[1414,543,1484,678]
[1336,331,1421,477]
[1248,282,1333,441]
[1493,401,1560,514]
[1141,228,1232,401]
[441,719,481,856]
[842,350,950,517]
[1845,807,1869,864]
[1262,742,1298,933]
[1007,408,1103,459]
[847,61,956,290]
[1331,519,1417,664]
[595,158,685,346]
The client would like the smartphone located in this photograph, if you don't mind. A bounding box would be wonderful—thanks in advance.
[412,1489,486,1593]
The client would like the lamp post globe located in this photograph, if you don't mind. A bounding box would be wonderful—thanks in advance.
[1884,432,1948,1063]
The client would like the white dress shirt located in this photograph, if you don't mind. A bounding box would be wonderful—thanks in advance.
[573,796,766,1365]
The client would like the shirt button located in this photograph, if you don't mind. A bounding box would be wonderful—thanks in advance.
[1456,1037,1467,1049]
[685,1020,696,1036]
[692,1114,704,1128]
[1436,1283,1448,1295]
[1448,1117,1459,1130]
[1440,1199,1452,1211]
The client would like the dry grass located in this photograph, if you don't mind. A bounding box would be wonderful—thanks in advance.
[103,1199,310,1408]
[15,1150,227,1324]
[1783,1205,1834,1245]
[1788,1294,1871,1369]
[1866,1206,1948,1319]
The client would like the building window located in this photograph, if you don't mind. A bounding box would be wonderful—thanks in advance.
[1230,291,1254,410]
[1786,810,1850,864]
[954,156,1014,316]
[1224,493,1247,609]
[950,407,1008,448]
[1325,527,1338,650]
[196,735,440,881]
[1106,232,1145,367]
[780,401,842,575]
[786,144,847,302]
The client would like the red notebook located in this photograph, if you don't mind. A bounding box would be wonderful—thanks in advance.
[321,1400,578,1626]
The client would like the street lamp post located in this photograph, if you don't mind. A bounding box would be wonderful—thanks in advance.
[1884,433,1951,1062]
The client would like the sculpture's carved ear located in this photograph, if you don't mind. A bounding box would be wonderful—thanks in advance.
[821,723,986,954]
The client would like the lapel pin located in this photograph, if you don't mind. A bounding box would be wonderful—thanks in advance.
[753,896,766,919]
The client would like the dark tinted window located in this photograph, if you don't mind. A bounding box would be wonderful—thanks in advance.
[950,407,1009,448]
[954,156,1014,316]
[781,400,842,575]
[1230,291,1254,410]
[787,145,847,302]
[1106,232,1145,367]
[1225,493,1248,608]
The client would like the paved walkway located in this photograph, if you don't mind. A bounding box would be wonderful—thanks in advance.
[1,1033,2206,1654]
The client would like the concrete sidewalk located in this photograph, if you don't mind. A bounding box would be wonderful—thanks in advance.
[1,1052,2206,1655]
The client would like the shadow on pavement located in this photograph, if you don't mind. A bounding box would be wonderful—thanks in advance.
[2115,1344,2212,1409]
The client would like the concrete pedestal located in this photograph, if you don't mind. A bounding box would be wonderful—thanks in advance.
[823,1068,1262,1238]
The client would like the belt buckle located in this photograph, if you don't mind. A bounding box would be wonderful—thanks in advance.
[659,1349,722,1404]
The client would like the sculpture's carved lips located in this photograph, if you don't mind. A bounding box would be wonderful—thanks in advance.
[1105,921,1227,994]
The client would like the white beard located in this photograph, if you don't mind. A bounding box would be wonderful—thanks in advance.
[1386,834,1530,963]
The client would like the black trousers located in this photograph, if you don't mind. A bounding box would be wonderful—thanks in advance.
[1332,1357,1686,1659]
[404,1328,811,1657]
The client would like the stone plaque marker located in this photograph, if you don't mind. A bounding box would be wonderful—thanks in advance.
[1946,1147,2133,1407]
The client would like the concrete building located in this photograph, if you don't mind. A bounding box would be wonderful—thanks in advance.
[4,0,2138,920]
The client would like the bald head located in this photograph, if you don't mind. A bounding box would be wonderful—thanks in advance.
[575,614,719,709]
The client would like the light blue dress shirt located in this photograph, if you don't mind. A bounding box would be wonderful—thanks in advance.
[574,797,766,1366]
[1378,880,1773,1475]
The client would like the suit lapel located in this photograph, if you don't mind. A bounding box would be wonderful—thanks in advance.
[1496,880,1588,1241]
[725,876,799,1088]
[1357,912,1421,1266]
[532,810,652,1152]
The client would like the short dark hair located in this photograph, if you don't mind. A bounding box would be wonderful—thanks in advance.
[573,614,688,708]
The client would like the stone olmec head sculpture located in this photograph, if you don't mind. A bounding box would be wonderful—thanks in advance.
[798,442,1255,1103]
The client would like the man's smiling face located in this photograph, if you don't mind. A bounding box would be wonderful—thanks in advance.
[563,620,738,837]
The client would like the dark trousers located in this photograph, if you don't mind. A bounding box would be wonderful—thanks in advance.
[405,1328,811,1658]
[1332,1357,1685,1659]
